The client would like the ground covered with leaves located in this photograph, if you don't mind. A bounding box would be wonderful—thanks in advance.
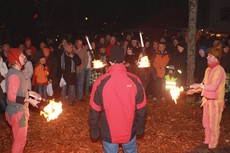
[0,98,230,153]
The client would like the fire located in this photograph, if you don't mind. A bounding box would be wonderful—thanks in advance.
[40,100,63,122]
[92,60,105,69]
[169,86,184,104]
[138,56,150,68]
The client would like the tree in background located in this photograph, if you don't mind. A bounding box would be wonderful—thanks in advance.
[187,0,198,103]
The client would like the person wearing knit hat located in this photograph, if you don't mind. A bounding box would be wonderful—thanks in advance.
[7,48,24,66]
[198,45,207,59]
[187,44,226,151]
[208,44,222,61]
[199,45,207,54]
[89,45,146,152]
[109,45,125,63]
[5,48,41,152]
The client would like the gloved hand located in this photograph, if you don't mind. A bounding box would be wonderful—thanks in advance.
[28,91,43,101]
[28,98,40,108]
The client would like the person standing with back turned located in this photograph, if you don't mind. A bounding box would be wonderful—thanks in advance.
[89,45,147,153]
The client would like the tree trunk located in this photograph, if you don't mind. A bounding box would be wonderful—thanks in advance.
[186,0,198,104]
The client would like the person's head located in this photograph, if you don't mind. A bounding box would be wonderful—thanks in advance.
[7,48,26,69]
[153,41,159,50]
[159,37,166,43]
[223,44,229,54]
[74,39,83,49]
[99,36,105,44]
[199,46,207,57]
[91,41,96,50]
[105,34,111,42]
[99,47,106,55]
[207,45,222,64]
[65,43,74,54]
[212,39,220,47]
[110,36,116,45]
[2,43,10,53]
[109,45,125,64]
[40,42,47,50]
[145,41,150,48]
[25,48,32,56]
[61,38,68,48]
[123,40,129,48]
[18,44,24,52]
[25,38,32,48]
[172,38,179,47]
[159,42,166,51]
[177,42,186,53]
[39,56,46,65]
[126,47,133,55]
[43,47,51,57]
[131,37,138,47]
[125,34,132,42]
[167,65,175,75]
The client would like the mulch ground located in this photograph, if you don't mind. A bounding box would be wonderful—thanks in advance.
[0,97,230,153]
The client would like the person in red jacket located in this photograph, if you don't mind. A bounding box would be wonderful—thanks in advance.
[89,45,147,153]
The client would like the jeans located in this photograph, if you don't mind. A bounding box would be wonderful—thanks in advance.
[84,68,91,96]
[102,136,137,153]
[37,85,47,99]
[61,84,75,104]
[76,71,85,100]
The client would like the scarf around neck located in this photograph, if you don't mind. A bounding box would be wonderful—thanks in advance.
[208,61,219,69]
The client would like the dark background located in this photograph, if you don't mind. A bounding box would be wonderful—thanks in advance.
[0,0,189,43]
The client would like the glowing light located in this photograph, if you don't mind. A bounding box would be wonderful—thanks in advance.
[40,100,63,122]
[170,86,184,104]
[138,56,150,68]
[92,60,105,69]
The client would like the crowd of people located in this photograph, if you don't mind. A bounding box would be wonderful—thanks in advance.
[0,30,230,152]
[0,31,230,110]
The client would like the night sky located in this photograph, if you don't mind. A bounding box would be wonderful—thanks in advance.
[0,0,188,39]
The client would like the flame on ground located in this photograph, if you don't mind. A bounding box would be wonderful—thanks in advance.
[138,56,150,68]
[40,100,63,122]
[92,60,105,69]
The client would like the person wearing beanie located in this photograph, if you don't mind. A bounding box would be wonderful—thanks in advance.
[194,45,208,83]
[89,45,146,153]
[5,48,41,153]
[194,45,208,103]
[187,44,226,152]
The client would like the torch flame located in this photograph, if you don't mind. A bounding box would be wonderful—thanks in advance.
[92,60,105,69]
[138,56,150,68]
[40,100,63,122]
[169,86,184,104]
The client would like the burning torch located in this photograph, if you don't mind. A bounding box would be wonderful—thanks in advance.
[85,36,95,59]
[86,36,105,69]
[28,91,63,122]
[138,31,150,68]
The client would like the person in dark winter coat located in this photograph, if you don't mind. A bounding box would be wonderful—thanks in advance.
[169,42,187,86]
[194,46,208,83]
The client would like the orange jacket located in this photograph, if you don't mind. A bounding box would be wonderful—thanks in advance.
[32,64,49,85]
[153,50,170,78]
